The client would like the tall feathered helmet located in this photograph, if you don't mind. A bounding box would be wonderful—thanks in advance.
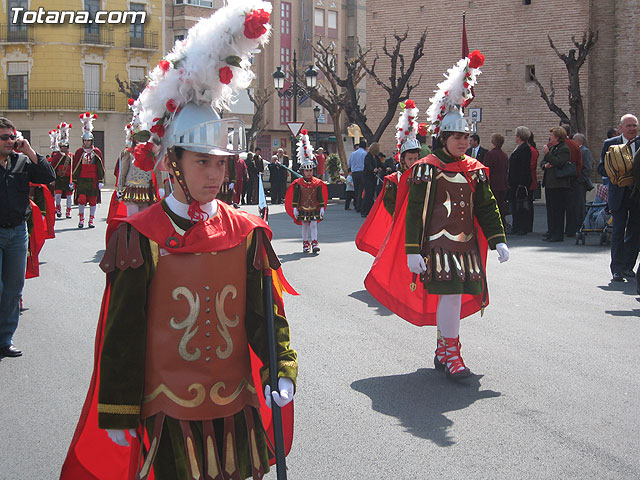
[297,129,315,170]
[129,0,271,220]
[426,50,485,136]
[49,129,60,152]
[78,112,97,142]
[395,99,425,161]
[57,122,71,148]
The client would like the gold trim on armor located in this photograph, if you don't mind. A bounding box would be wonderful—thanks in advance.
[215,284,239,360]
[149,240,159,269]
[207,435,220,478]
[428,229,475,243]
[170,286,202,362]
[143,383,206,407]
[225,432,237,476]
[250,428,261,470]
[139,437,158,478]
[210,378,256,405]
[443,191,452,218]
[97,403,141,415]
[186,436,202,479]
[436,171,469,183]
[486,233,505,242]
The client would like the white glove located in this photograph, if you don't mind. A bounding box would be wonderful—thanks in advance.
[69,183,74,191]
[264,378,294,409]
[116,190,124,200]
[98,182,104,189]
[228,182,235,191]
[293,208,299,218]
[407,254,427,274]
[496,243,509,263]
[106,428,137,447]
[320,207,325,216]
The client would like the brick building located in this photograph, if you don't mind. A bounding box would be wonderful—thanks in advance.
[365,0,640,164]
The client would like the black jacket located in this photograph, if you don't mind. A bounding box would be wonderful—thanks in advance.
[0,151,55,226]
[508,142,532,189]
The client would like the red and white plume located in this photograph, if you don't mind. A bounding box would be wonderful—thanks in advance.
[426,50,485,135]
[49,129,59,152]
[297,129,315,168]
[78,112,98,136]
[395,99,420,151]
[131,0,272,162]
[57,122,71,145]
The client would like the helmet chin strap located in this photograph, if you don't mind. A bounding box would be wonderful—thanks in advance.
[167,148,209,223]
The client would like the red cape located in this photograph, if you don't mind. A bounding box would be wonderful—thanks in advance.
[26,199,46,279]
[364,154,491,326]
[61,201,296,479]
[285,177,328,225]
[355,172,402,257]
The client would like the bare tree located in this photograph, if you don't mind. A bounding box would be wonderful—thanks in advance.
[532,30,598,134]
[246,88,273,151]
[301,40,366,172]
[344,28,427,143]
[115,74,146,101]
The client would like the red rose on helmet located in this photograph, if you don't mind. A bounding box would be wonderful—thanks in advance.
[244,9,270,39]
[159,60,171,73]
[418,123,428,136]
[133,142,155,172]
[405,99,416,109]
[301,129,308,135]
[128,98,135,106]
[150,123,165,138]
[219,66,233,85]
[468,50,485,68]
[166,99,178,112]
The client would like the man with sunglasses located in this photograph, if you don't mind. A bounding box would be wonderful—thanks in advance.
[0,117,55,358]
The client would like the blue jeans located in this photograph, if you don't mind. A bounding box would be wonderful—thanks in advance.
[0,222,28,348]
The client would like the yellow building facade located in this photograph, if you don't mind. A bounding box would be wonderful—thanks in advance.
[0,0,164,182]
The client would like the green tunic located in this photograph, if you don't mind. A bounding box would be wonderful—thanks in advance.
[405,149,506,295]
[98,201,297,479]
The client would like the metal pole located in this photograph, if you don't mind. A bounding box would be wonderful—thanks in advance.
[315,116,319,148]
[263,270,288,480]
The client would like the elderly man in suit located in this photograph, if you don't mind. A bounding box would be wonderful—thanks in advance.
[466,134,488,164]
[598,114,640,282]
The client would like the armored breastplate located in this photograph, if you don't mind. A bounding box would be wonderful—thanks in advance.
[425,169,477,252]
[125,159,153,187]
[299,182,319,211]
[142,239,260,420]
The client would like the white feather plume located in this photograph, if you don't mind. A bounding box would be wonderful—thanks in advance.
[49,129,59,152]
[395,101,419,151]
[297,129,315,168]
[57,122,71,145]
[78,112,97,135]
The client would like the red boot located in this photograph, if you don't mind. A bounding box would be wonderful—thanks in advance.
[434,336,471,379]
[302,240,311,253]
[311,239,320,253]
[88,215,95,228]
[55,205,62,218]
[65,207,72,219]
[78,213,84,229]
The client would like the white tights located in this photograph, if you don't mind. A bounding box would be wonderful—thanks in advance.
[55,194,72,209]
[301,220,318,242]
[78,205,97,217]
[436,294,462,338]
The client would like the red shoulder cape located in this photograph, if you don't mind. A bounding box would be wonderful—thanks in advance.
[355,172,401,257]
[364,154,490,326]
[26,199,46,279]
[61,201,295,480]
[285,177,328,225]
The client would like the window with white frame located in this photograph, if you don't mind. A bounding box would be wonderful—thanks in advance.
[314,8,324,27]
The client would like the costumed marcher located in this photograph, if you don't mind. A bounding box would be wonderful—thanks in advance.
[49,122,74,219]
[234,152,248,205]
[356,99,426,257]
[364,51,509,380]
[60,3,298,479]
[73,112,105,228]
[116,121,159,216]
[216,154,237,204]
[285,129,328,253]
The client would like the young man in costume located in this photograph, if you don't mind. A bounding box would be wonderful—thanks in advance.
[364,52,509,380]
[285,129,327,253]
[61,3,297,479]
[73,112,104,228]
[49,122,74,218]
[356,100,425,257]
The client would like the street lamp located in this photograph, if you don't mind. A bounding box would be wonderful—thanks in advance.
[313,105,320,148]
[272,51,318,169]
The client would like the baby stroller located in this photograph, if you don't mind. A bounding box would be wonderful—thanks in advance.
[576,183,612,245]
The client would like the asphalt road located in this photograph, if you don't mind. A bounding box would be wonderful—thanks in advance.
[1,196,639,479]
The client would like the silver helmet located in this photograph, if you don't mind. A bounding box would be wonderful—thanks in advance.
[81,131,94,141]
[400,138,421,154]
[440,111,470,135]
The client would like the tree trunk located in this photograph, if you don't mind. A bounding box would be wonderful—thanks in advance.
[331,110,348,174]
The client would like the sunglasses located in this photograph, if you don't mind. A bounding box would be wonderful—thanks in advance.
[0,134,17,141]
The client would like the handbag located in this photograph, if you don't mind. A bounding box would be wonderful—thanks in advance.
[555,160,578,179]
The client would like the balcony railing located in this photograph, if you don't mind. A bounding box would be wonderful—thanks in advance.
[0,90,116,111]
[0,24,34,43]
[125,31,158,50]
[80,27,114,46]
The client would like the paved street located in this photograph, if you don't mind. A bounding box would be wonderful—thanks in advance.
[1,195,639,479]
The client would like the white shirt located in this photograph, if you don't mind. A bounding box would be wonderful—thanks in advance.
[165,193,218,220]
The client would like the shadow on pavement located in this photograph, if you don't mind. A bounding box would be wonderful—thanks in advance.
[348,289,394,317]
[84,250,105,264]
[278,251,319,263]
[604,308,640,317]
[351,368,501,447]
[597,281,638,296]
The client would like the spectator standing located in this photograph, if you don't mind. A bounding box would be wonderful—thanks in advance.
[0,117,55,358]
[508,126,533,235]
[245,152,258,204]
[375,152,386,197]
[572,133,593,228]
[268,154,285,204]
[541,127,572,242]
[466,134,488,164]
[483,133,509,225]
[348,139,367,212]
[597,113,640,281]
[315,146,327,180]
[361,142,380,217]
[345,170,355,210]
[233,152,248,205]
[275,147,289,194]
[562,126,584,237]
[527,134,540,233]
